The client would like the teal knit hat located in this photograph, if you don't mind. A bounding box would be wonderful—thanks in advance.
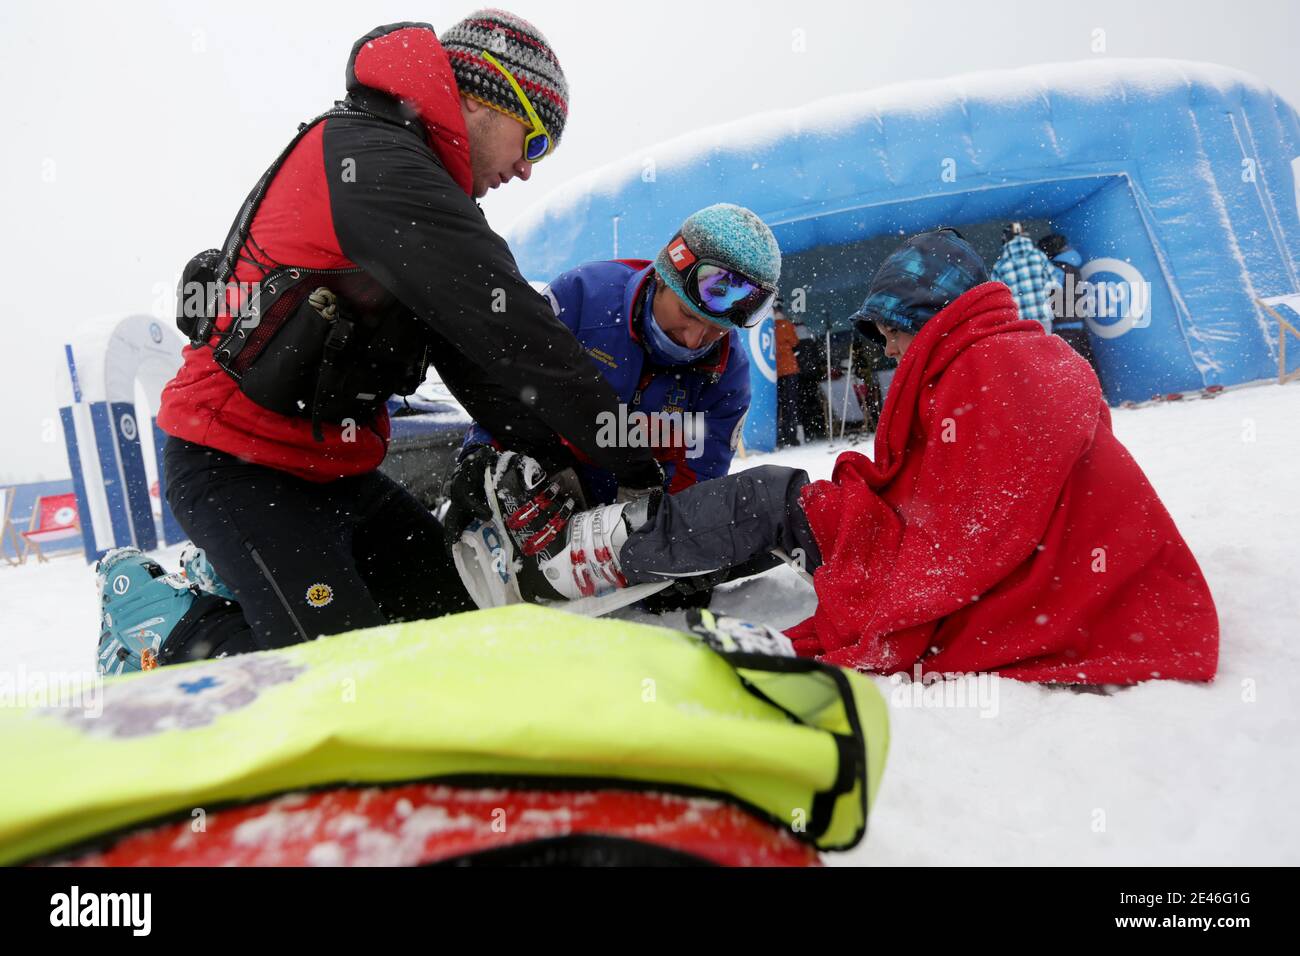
[653,204,782,327]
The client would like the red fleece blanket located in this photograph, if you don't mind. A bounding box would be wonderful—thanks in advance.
[787,282,1218,684]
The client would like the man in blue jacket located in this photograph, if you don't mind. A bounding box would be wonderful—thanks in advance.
[456,203,780,507]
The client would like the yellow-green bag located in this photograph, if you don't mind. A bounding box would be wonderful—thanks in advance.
[0,605,888,864]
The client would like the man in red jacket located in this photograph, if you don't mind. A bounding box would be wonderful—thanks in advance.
[489,229,1219,685]
[96,14,663,675]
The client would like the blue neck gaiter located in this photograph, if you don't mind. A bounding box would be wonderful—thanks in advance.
[642,289,715,366]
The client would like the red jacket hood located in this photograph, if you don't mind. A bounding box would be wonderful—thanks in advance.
[345,22,474,196]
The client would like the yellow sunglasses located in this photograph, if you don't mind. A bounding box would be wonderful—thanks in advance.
[481,50,553,163]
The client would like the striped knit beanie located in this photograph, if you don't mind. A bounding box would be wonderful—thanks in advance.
[441,9,569,148]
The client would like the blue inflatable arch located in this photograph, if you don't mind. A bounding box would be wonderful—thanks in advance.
[507,59,1300,405]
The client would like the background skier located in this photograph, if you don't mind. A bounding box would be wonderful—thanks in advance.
[774,301,803,446]
[1038,231,1104,382]
[992,221,1059,333]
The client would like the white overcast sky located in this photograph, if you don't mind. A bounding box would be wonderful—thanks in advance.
[2,0,1297,481]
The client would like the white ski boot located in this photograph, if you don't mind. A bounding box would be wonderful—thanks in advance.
[453,451,673,616]
[525,498,650,603]
[521,495,678,615]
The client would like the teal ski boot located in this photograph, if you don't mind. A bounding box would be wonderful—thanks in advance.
[95,548,200,676]
[179,544,236,601]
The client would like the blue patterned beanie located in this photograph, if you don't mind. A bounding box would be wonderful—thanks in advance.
[654,204,782,327]
[851,228,989,341]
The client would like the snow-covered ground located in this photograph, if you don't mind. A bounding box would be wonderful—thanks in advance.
[2,383,1297,864]
[700,383,1300,866]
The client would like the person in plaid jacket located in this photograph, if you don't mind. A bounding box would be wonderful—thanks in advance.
[991,222,1059,332]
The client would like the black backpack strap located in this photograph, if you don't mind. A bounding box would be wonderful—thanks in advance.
[194,107,345,344]
[307,287,357,442]
[195,102,407,345]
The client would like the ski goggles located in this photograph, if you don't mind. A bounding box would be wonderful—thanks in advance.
[481,50,552,163]
[664,234,777,328]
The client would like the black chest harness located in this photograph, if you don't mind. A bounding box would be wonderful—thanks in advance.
[176,103,431,441]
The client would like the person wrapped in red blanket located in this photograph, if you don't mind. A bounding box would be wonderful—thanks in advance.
[478,229,1219,685]
[783,228,1219,683]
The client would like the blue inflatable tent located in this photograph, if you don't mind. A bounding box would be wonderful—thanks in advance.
[506,59,1300,415]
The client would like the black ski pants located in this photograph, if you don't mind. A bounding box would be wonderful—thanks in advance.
[162,437,473,657]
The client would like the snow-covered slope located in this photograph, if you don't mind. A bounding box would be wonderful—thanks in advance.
[1,384,1296,864]
[699,383,1300,865]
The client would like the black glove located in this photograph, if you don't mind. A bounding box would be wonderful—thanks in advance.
[490,451,586,556]
[442,445,587,557]
[441,445,500,543]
